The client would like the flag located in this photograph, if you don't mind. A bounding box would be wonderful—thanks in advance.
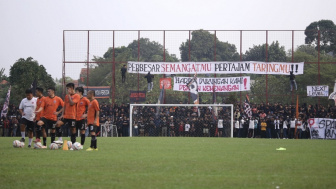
[31,78,37,96]
[295,95,299,119]
[244,94,252,118]
[156,84,165,116]
[212,82,216,104]
[1,85,11,118]
[295,95,299,139]
[158,84,165,104]
[187,74,199,104]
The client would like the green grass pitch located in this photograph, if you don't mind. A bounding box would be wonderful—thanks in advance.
[0,137,335,189]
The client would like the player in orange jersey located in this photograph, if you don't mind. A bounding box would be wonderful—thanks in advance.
[85,90,100,151]
[56,83,80,144]
[33,87,46,146]
[75,86,90,146]
[37,87,64,144]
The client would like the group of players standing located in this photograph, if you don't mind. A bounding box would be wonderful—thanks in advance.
[18,83,100,151]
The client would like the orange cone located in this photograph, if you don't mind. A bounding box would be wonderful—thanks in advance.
[63,140,68,150]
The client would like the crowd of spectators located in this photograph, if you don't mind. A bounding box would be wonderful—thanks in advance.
[1,101,336,139]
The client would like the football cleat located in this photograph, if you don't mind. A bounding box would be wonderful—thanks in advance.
[86,148,94,151]
[54,140,63,145]
[20,138,25,142]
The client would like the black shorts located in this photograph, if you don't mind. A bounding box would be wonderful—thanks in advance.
[76,119,86,130]
[41,117,57,130]
[218,128,223,132]
[61,118,76,128]
[88,124,97,133]
[20,118,35,131]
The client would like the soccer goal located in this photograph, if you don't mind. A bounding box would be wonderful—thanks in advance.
[129,104,234,138]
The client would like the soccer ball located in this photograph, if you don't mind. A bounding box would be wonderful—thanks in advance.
[13,140,21,148]
[20,142,25,148]
[50,143,59,150]
[67,141,73,149]
[34,142,43,149]
[72,142,82,150]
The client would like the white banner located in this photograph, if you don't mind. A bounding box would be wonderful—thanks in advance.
[128,61,304,75]
[307,85,329,97]
[308,118,336,139]
[173,76,250,92]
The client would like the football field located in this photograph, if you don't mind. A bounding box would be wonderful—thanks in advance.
[0,137,335,189]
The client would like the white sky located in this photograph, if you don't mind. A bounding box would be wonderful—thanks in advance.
[0,0,335,79]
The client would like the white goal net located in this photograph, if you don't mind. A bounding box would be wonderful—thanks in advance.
[129,104,233,138]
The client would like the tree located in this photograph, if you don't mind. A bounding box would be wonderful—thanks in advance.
[9,57,55,104]
[243,41,287,62]
[86,38,180,104]
[0,68,8,81]
[305,20,336,54]
[180,30,239,62]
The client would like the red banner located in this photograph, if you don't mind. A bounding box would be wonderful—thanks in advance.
[160,78,172,89]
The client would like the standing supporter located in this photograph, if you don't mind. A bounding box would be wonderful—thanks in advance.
[122,115,129,137]
[296,117,302,139]
[185,120,190,137]
[178,120,184,137]
[117,116,123,137]
[190,122,196,137]
[133,118,139,136]
[289,117,297,139]
[260,118,267,138]
[11,116,18,137]
[154,116,161,136]
[234,118,239,137]
[282,116,289,139]
[4,117,9,137]
[238,117,244,138]
[161,116,168,137]
[85,90,100,151]
[75,87,90,145]
[266,118,273,139]
[248,117,255,138]
[169,116,175,137]
[144,72,154,92]
[254,117,259,138]
[203,117,210,137]
[274,117,280,139]
[301,119,308,139]
[217,116,223,137]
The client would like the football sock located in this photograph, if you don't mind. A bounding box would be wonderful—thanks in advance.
[58,137,63,141]
[43,137,47,146]
[71,133,76,144]
[81,134,85,145]
[91,135,96,148]
[21,132,25,138]
[51,133,56,143]
[29,138,32,146]
[37,130,42,139]
[56,127,62,137]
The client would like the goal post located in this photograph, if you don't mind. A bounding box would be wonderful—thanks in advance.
[129,104,234,138]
